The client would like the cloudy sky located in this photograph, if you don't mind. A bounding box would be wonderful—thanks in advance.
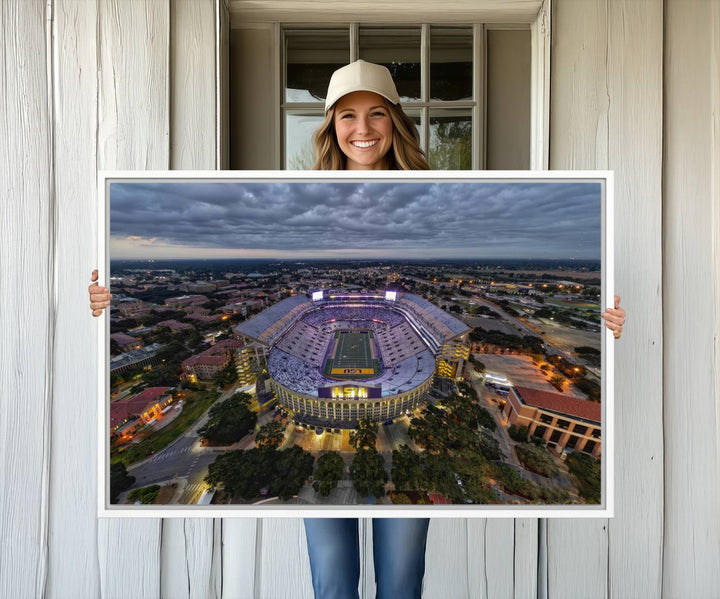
[110,180,602,260]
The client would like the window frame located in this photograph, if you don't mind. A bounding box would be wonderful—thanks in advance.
[225,1,551,171]
[279,22,533,171]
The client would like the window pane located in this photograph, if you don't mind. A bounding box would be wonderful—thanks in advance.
[429,109,472,170]
[402,108,423,147]
[285,112,324,170]
[430,27,473,101]
[359,28,421,102]
[286,30,349,103]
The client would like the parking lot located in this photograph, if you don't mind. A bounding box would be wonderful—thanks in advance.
[474,353,587,398]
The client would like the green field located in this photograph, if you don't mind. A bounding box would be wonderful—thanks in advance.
[546,299,600,310]
[334,331,374,369]
[326,331,381,379]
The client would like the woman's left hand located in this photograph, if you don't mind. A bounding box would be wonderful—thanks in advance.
[601,295,626,340]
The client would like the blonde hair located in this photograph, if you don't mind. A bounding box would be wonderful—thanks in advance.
[312,100,430,171]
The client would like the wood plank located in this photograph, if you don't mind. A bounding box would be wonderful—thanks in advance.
[605,1,664,597]
[170,0,216,170]
[47,1,102,596]
[424,519,470,598]
[549,1,665,597]
[256,519,314,598]
[96,0,169,171]
[0,1,52,597]
[162,1,220,598]
[548,2,610,596]
[466,519,516,598]
[663,1,720,595]
[96,1,170,596]
[221,519,258,598]
[161,520,218,599]
[513,519,539,598]
[228,0,543,24]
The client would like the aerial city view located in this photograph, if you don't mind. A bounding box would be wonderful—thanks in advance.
[108,180,604,507]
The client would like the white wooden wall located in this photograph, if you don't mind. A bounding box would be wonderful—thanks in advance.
[1,0,718,597]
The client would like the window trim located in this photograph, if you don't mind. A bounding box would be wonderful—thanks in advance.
[274,3,550,170]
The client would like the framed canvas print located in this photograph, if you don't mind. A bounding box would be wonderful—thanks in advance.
[97,170,614,518]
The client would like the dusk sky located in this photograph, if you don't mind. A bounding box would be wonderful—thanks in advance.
[110,180,602,260]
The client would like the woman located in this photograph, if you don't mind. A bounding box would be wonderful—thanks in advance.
[88,60,626,599]
[301,60,433,599]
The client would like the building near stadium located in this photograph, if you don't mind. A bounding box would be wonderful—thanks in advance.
[235,290,470,429]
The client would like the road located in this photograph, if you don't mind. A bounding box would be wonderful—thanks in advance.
[125,382,267,504]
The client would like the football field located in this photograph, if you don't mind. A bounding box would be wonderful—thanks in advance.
[324,331,380,377]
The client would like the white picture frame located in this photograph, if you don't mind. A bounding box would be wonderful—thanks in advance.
[97,169,613,518]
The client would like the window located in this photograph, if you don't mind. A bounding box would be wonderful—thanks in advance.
[557,419,571,430]
[539,413,554,425]
[281,25,527,170]
[230,21,535,169]
[573,424,588,435]
[532,425,547,438]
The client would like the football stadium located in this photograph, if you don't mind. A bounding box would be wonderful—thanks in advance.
[235,290,470,430]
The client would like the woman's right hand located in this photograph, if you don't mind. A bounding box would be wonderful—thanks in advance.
[89,269,112,317]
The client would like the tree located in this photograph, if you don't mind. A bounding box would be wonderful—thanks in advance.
[270,446,315,501]
[313,452,345,497]
[443,393,496,432]
[205,448,269,499]
[515,442,559,477]
[205,444,313,502]
[198,392,257,445]
[421,453,465,501]
[457,381,477,400]
[110,462,135,503]
[391,444,424,491]
[351,447,388,498]
[349,418,378,450]
[255,421,285,449]
[566,452,601,504]
[408,410,449,454]
[428,118,472,170]
[477,428,504,461]
[574,377,601,401]
[508,424,529,442]
[127,485,161,504]
[550,374,566,391]
[213,361,239,387]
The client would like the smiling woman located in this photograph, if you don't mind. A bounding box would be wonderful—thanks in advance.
[311,60,430,171]
[333,91,394,170]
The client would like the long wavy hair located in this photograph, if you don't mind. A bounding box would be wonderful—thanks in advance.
[312,99,430,171]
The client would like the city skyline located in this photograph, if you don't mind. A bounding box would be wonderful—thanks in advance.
[110,180,602,260]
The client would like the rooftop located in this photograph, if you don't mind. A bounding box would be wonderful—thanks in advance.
[513,385,601,423]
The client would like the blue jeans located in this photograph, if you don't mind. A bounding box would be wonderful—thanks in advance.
[303,518,430,599]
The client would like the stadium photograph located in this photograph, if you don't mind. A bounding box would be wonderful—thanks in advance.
[237,289,469,430]
[105,173,609,513]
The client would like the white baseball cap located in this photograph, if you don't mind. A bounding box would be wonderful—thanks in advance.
[324,60,400,112]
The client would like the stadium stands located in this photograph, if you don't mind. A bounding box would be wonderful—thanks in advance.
[234,291,470,426]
